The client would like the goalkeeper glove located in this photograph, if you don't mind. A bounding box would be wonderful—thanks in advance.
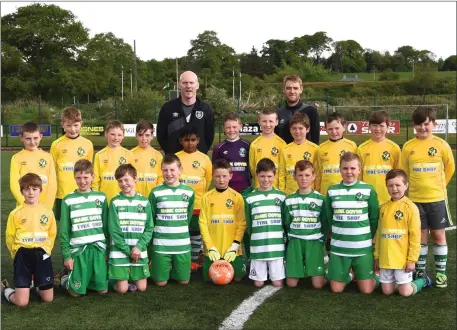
[223,241,240,263]
[208,247,221,262]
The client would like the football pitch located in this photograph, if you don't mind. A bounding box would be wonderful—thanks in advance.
[1,150,456,330]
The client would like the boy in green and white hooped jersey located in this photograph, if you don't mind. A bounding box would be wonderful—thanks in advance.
[59,159,109,296]
[149,154,195,286]
[283,160,328,289]
[326,152,380,294]
[109,164,154,293]
[245,158,286,288]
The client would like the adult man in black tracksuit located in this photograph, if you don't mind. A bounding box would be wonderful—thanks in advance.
[275,75,321,145]
[157,71,215,154]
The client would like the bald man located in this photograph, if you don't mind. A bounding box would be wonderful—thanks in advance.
[156,71,215,154]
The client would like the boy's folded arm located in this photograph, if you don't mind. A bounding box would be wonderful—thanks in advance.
[108,206,131,255]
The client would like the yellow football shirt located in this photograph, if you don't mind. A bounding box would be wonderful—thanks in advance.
[401,135,455,203]
[92,146,134,203]
[10,149,57,209]
[279,140,318,195]
[132,146,163,198]
[357,138,401,205]
[176,150,212,210]
[249,134,286,189]
[6,203,57,259]
[50,135,94,199]
[315,138,357,195]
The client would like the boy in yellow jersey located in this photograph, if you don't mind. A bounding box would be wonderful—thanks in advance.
[374,169,432,296]
[249,108,286,189]
[401,107,455,288]
[176,127,212,266]
[92,120,134,204]
[279,112,318,195]
[357,111,401,205]
[199,159,247,282]
[315,112,357,196]
[131,120,163,198]
[10,122,57,210]
[2,173,57,306]
[50,107,94,220]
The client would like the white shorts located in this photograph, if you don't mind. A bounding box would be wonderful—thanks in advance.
[380,269,413,285]
[249,258,285,282]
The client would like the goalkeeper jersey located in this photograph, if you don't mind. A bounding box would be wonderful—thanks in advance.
[149,183,195,254]
[244,188,286,260]
[401,135,455,203]
[199,188,246,256]
[326,181,379,257]
[92,146,134,203]
[132,146,163,198]
[176,150,212,211]
[109,192,154,267]
[10,149,57,210]
[6,203,56,259]
[279,140,318,195]
[59,190,108,261]
[249,134,286,189]
[374,196,421,269]
[357,138,401,206]
[315,138,357,196]
[283,190,328,242]
[50,135,94,199]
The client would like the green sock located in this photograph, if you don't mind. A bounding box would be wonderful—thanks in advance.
[411,278,426,295]
[433,244,447,275]
[416,244,428,273]
[373,273,380,289]
[108,279,117,291]
[345,273,352,285]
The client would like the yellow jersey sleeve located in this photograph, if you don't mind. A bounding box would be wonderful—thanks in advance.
[9,154,23,206]
[278,150,287,192]
[406,201,421,264]
[199,192,215,250]
[6,210,17,257]
[92,150,102,191]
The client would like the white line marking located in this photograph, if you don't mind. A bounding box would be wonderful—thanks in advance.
[445,226,456,231]
[219,285,282,330]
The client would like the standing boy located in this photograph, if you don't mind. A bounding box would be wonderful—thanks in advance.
[108,164,154,293]
[249,108,286,189]
[245,158,286,287]
[131,119,163,198]
[401,106,455,288]
[357,110,401,205]
[50,107,94,220]
[2,173,56,306]
[59,159,109,297]
[92,120,134,204]
[10,122,57,210]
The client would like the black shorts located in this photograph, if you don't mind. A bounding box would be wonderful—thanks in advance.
[14,247,54,289]
[415,200,452,230]
[54,198,62,221]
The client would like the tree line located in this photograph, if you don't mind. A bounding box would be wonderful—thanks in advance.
[2,3,456,104]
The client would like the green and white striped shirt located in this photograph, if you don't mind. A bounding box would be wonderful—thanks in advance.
[283,190,327,241]
[109,192,154,267]
[326,181,379,257]
[60,190,108,261]
[245,188,286,260]
[149,183,195,254]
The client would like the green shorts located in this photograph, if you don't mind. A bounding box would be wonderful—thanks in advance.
[54,198,62,221]
[109,263,150,281]
[203,256,246,282]
[328,253,374,282]
[150,251,191,282]
[189,214,200,232]
[285,238,325,278]
[67,245,107,294]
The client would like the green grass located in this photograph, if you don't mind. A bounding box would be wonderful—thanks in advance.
[1,151,456,329]
[326,71,457,82]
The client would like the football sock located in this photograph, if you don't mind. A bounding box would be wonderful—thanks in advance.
[433,244,447,275]
[190,233,202,262]
[373,273,380,289]
[108,279,117,291]
[411,278,427,295]
[4,288,15,302]
[416,244,428,273]
[60,275,69,289]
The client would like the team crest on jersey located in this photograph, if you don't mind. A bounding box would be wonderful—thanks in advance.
[355,192,363,200]
[137,204,144,213]
[182,194,189,202]
[303,152,311,160]
[173,112,179,118]
[394,210,404,221]
[38,159,47,168]
[150,159,157,168]
[77,147,85,157]
[239,148,246,157]
[40,214,48,226]
[95,199,102,208]
[73,281,81,289]
[428,147,437,157]
[192,161,200,168]
[271,147,279,156]
[309,202,317,209]
[275,198,282,206]
[382,151,390,161]
[225,199,234,208]
[195,111,204,119]
[119,157,127,165]
[339,150,345,158]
